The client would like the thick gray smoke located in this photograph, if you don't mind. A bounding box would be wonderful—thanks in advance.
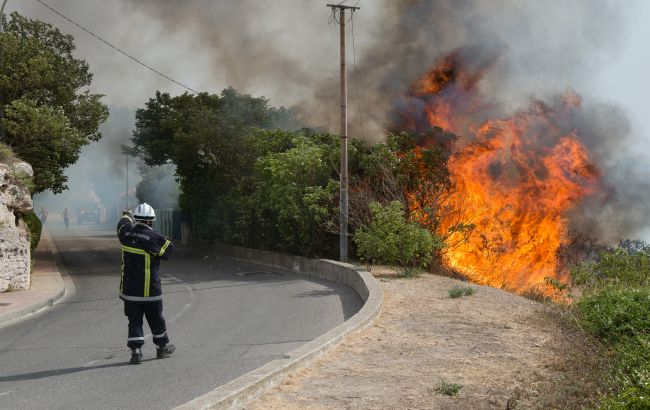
[34,106,181,222]
[33,106,138,221]
[120,0,647,242]
[122,0,628,141]
[21,0,648,241]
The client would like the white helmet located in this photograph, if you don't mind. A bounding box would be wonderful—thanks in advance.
[133,203,156,222]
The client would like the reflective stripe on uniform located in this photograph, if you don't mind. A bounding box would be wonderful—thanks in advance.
[121,245,147,255]
[144,252,151,297]
[127,337,145,341]
[152,332,167,339]
[121,245,152,298]
[120,248,125,293]
[158,240,171,257]
[119,293,162,302]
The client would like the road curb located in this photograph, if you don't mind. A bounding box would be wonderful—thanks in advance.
[0,230,69,328]
[175,243,384,410]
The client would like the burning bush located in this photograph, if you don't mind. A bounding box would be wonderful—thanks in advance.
[392,50,603,296]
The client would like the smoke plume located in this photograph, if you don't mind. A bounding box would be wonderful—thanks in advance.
[119,0,647,241]
[20,0,647,241]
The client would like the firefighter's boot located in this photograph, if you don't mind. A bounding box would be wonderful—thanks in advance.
[130,348,143,365]
[157,344,175,359]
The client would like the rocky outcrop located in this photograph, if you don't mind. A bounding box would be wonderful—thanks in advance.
[0,161,34,292]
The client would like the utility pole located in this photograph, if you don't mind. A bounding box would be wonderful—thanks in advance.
[327,3,359,263]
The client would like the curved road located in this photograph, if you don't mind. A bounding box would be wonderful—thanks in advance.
[0,222,362,410]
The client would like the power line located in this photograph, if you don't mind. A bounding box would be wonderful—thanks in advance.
[33,0,199,94]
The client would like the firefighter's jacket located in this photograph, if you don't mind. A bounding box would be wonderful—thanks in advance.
[117,216,173,302]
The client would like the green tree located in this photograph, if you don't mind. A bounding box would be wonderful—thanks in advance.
[0,13,108,193]
[246,133,339,255]
[132,88,295,215]
[354,201,445,272]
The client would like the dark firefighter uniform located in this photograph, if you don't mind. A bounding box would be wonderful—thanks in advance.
[117,215,173,349]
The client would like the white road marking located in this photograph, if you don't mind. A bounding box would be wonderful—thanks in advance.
[136,279,194,340]
[143,300,192,340]
[169,303,192,324]
[0,390,14,397]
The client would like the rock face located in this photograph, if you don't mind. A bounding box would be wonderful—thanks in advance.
[0,161,34,292]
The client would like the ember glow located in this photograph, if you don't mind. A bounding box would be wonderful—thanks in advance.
[399,51,602,293]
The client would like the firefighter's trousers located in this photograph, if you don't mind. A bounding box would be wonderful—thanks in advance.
[124,300,170,349]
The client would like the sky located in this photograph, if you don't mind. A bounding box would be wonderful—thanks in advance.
[6,1,648,133]
[592,0,650,147]
[6,0,650,238]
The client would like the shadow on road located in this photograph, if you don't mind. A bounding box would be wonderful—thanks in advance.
[0,361,131,382]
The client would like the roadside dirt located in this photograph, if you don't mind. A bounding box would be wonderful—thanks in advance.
[247,268,605,409]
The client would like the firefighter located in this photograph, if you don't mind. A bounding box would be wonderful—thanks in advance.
[117,203,175,364]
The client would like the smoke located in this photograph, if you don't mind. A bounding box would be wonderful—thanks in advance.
[120,0,628,142]
[569,100,650,244]
[33,106,140,219]
[22,0,648,241]
[34,105,183,221]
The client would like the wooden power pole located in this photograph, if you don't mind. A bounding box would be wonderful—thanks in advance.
[327,3,359,263]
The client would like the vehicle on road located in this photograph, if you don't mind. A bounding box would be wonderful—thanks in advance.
[77,206,101,224]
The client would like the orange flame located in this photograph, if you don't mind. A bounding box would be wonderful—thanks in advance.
[401,52,601,294]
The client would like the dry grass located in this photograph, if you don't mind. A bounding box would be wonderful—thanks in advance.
[248,268,607,409]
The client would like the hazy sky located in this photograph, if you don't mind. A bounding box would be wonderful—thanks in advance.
[7,0,650,237]
[592,0,649,147]
[5,1,647,130]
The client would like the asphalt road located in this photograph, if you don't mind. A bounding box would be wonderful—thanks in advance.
[0,220,362,410]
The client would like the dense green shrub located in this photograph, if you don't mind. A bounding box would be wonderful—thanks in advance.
[572,248,650,290]
[570,246,650,407]
[22,211,42,252]
[575,287,650,343]
[245,135,339,256]
[601,333,650,409]
[354,201,444,271]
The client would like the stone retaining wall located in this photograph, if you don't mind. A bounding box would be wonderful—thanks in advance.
[0,161,34,292]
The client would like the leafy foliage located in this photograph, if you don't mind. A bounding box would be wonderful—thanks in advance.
[568,245,650,407]
[131,88,470,261]
[132,91,341,256]
[575,287,650,343]
[132,88,297,215]
[244,134,339,254]
[354,201,444,271]
[570,246,650,293]
[21,210,42,251]
[0,13,108,193]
